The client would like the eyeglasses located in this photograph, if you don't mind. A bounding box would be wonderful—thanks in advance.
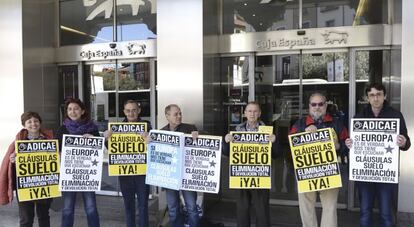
[124,109,138,114]
[367,93,384,98]
[310,102,325,107]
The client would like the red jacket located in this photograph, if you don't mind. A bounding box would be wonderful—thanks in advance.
[0,128,53,205]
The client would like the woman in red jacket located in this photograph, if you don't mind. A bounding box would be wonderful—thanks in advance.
[0,111,53,227]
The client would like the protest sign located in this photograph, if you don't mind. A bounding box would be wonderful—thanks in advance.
[146,130,184,190]
[229,132,272,189]
[349,118,400,183]
[15,140,61,201]
[258,126,273,134]
[108,122,147,176]
[289,128,342,193]
[181,135,222,193]
[59,135,104,191]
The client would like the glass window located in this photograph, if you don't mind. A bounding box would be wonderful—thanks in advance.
[302,0,388,28]
[60,0,114,45]
[118,62,150,90]
[60,0,157,46]
[222,0,299,34]
[116,0,157,41]
[222,0,389,34]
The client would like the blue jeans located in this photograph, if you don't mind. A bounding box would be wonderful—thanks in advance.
[358,182,396,227]
[165,189,199,227]
[61,192,100,227]
[119,175,149,227]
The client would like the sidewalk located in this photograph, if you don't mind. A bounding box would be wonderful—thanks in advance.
[0,195,160,227]
[2,194,412,227]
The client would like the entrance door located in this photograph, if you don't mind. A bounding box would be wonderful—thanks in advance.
[83,59,156,195]
[254,50,351,207]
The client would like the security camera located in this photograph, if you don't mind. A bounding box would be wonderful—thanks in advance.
[109,43,117,49]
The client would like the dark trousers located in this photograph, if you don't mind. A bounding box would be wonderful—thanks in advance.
[358,182,396,227]
[236,189,270,227]
[18,199,52,227]
[119,175,149,227]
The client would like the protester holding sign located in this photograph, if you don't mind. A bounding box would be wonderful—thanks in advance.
[223,101,278,227]
[345,83,410,227]
[0,111,54,227]
[105,100,151,227]
[290,93,348,227]
[160,104,200,227]
[55,98,100,227]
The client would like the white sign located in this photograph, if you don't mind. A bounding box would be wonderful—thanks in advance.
[181,135,222,194]
[146,130,184,190]
[59,135,105,191]
[349,118,400,183]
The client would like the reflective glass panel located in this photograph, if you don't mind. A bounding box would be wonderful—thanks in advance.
[118,62,150,91]
[223,0,300,34]
[222,0,389,34]
[256,54,300,200]
[302,0,388,28]
[60,0,114,45]
[116,0,157,41]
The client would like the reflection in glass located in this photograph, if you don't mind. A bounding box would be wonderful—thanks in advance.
[255,54,300,200]
[222,0,388,34]
[60,0,113,45]
[222,57,250,131]
[117,0,157,41]
[90,64,116,92]
[118,62,150,90]
[302,52,349,81]
[355,50,391,114]
[60,0,157,45]
[223,0,299,34]
[218,56,251,201]
[303,0,388,28]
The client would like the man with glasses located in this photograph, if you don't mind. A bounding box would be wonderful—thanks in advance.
[290,92,348,227]
[345,83,410,227]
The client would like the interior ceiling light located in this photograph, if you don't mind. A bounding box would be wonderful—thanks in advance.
[60,25,110,42]
[259,0,272,3]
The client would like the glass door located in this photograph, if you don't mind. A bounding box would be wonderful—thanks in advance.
[255,49,350,206]
[84,59,154,195]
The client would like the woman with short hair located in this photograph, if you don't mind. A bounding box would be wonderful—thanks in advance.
[0,111,54,227]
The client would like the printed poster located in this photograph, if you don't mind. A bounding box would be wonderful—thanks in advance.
[59,135,104,191]
[289,128,342,193]
[181,135,222,193]
[146,130,184,190]
[349,118,400,183]
[108,122,147,176]
[15,140,61,201]
[229,132,272,189]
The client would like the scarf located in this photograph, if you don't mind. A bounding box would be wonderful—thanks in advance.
[63,118,98,135]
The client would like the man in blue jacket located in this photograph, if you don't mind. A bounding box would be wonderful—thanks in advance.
[346,83,410,227]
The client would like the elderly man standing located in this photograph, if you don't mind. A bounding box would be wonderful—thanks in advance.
[290,92,348,227]
[345,83,410,227]
[224,101,278,227]
[161,104,199,227]
[105,100,151,227]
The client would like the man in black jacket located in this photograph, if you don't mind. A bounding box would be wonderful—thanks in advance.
[223,101,277,227]
[345,83,411,227]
